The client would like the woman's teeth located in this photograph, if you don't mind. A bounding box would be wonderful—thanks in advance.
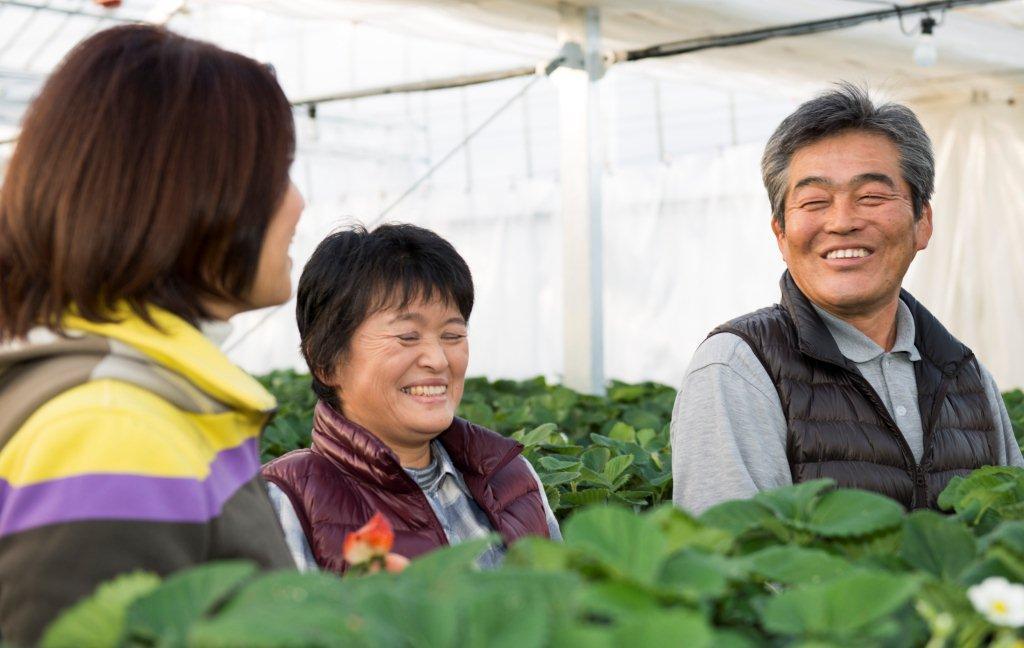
[826,248,870,259]
[402,385,447,397]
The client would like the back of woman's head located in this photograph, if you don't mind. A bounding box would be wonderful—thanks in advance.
[0,25,295,339]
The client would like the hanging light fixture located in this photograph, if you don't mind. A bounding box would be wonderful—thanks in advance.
[93,0,122,7]
[913,16,938,67]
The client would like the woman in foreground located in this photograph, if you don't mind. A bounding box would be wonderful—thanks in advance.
[0,26,302,644]
[263,224,560,573]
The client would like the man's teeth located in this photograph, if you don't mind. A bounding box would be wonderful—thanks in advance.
[403,385,447,397]
[826,248,870,260]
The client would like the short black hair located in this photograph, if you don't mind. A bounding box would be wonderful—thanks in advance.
[762,82,934,229]
[296,223,475,410]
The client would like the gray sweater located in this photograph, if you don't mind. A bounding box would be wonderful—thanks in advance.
[671,300,1024,515]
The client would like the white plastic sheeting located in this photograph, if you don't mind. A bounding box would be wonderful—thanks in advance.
[2,1,1023,389]
[906,97,1024,390]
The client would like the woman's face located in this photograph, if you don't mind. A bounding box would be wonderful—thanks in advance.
[245,180,305,311]
[333,297,469,460]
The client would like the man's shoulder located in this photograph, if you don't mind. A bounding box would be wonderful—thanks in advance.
[687,332,768,381]
[712,303,791,339]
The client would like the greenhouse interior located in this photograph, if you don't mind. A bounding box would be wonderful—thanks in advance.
[2,0,1024,646]
[4,0,1023,392]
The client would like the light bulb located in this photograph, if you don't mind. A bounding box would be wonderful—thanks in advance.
[913,17,938,67]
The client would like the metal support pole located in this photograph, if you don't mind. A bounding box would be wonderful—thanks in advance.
[557,5,604,395]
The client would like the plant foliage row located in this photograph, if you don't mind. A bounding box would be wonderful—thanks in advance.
[41,372,1024,647]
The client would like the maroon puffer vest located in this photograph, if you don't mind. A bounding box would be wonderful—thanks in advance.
[262,401,550,574]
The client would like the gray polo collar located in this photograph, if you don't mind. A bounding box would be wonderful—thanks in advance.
[404,440,471,494]
[811,299,922,364]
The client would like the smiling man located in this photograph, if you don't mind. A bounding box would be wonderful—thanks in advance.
[671,84,1024,514]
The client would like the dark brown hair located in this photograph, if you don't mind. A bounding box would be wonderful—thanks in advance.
[0,25,295,339]
[297,224,474,410]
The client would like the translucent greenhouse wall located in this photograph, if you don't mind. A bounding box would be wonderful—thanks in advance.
[2,3,1022,392]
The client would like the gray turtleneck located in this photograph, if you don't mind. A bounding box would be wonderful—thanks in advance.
[671,299,1024,515]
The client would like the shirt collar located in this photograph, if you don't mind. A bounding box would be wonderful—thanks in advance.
[404,440,472,494]
[811,299,922,363]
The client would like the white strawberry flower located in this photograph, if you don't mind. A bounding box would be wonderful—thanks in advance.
[967,577,1024,628]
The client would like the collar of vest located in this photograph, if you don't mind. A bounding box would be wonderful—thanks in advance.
[310,400,524,492]
[779,271,972,376]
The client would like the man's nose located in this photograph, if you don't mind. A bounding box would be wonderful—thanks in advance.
[824,196,862,234]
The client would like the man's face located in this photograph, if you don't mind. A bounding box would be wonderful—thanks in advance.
[772,130,933,319]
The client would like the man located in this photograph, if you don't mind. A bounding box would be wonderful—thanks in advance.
[671,84,1024,514]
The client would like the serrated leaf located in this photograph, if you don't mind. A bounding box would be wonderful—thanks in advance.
[699,499,774,535]
[562,488,611,507]
[538,456,581,472]
[563,506,668,585]
[124,561,257,645]
[900,510,977,580]
[517,423,559,447]
[602,454,634,483]
[41,572,161,648]
[608,422,637,443]
[742,546,852,585]
[581,447,611,473]
[760,570,921,638]
[754,479,834,520]
[795,489,905,537]
[613,609,713,648]
[657,550,731,600]
[540,470,580,487]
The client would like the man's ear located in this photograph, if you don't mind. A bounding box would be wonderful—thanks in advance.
[914,202,933,252]
[771,215,789,262]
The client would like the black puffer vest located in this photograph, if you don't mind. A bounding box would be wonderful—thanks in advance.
[712,272,997,509]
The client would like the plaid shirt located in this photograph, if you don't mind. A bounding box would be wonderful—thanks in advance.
[267,441,560,571]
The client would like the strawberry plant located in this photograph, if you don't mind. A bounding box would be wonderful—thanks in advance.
[44,471,1024,647]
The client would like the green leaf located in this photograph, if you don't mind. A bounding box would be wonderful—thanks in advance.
[517,423,559,447]
[760,570,921,639]
[754,479,834,520]
[563,506,668,585]
[562,488,611,507]
[198,570,406,646]
[41,571,161,648]
[796,489,905,537]
[612,609,713,648]
[657,550,732,600]
[579,581,661,619]
[742,546,853,585]
[647,504,734,554]
[549,623,614,648]
[539,470,580,487]
[504,537,572,572]
[581,447,611,473]
[537,456,581,472]
[124,561,257,645]
[608,422,637,443]
[602,454,634,484]
[699,499,774,536]
[900,510,977,580]
[980,520,1024,558]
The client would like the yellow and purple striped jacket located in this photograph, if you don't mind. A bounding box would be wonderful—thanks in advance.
[0,306,294,645]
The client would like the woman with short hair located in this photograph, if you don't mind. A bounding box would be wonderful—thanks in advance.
[0,25,302,644]
[263,224,560,574]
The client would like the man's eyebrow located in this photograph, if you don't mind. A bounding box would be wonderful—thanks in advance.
[850,173,897,190]
[446,317,467,326]
[793,176,835,190]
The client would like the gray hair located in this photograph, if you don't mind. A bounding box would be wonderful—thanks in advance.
[761,83,934,229]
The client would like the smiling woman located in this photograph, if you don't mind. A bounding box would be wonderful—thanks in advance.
[262,224,560,574]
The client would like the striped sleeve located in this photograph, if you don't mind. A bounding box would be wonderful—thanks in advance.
[0,407,261,645]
